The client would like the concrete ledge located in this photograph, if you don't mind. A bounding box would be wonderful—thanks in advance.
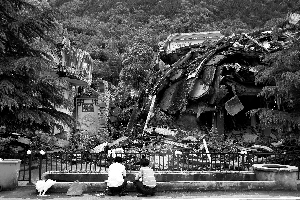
[44,171,256,182]
[253,164,299,191]
[47,181,277,193]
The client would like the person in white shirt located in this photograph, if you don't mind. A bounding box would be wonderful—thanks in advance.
[134,158,157,197]
[106,156,127,196]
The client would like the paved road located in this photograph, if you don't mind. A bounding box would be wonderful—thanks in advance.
[1,186,300,200]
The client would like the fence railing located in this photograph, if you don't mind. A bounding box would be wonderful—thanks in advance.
[1,151,299,183]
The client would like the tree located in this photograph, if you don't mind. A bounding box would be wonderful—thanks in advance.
[0,0,75,133]
[251,17,300,134]
[0,0,57,58]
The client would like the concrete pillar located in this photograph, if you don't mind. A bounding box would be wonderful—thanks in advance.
[212,110,225,134]
[251,115,256,127]
[212,112,216,131]
[212,110,224,135]
[217,110,224,135]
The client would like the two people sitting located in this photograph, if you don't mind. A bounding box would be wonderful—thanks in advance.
[106,156,157,197]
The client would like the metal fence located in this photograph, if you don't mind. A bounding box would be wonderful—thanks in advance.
[1,151,299,184]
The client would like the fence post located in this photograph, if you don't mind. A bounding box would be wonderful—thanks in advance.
[39,150,45,180]
[26,151,34,185]
[39,154,42,180]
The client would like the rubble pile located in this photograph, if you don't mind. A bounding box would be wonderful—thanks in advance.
[112,14,299,148]
[151,17,300,118]
[134,14,300,151]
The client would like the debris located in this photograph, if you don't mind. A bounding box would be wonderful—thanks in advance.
[251,145,273,152]
[55,138,69,148]
[187,49,216,80]
[169,69,183,81]
[67,180,85,196]
[182,136,198,142]
[17,137,31,145]
[205,54,226,66]
[243,33,270,52]
[160,82,179,112]
[92,142,108,153]
[108,148,124,158]
[154,127,177,136]
[142,95,157,134]
[189,79,210,99]
[209,65,223,104]
[95,193,105,198]
[243,132,258,143]
[203,139,211,163]
[289,13,300,25]
[175,150,182,155]
[202,66,216,85]
[225,95,244,116]
[108,136,128,147]
[271,140,283,147]
[240,150,248,155]
[164,140,189,148]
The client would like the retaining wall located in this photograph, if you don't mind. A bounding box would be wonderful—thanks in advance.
[44,171,257,182]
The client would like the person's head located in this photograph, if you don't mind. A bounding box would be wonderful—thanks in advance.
[140,158,150,167]
[114,156,122,163]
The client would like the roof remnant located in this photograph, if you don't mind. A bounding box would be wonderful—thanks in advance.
[160,31,224,53]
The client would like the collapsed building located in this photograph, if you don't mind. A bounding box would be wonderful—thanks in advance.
[141,15,300,149]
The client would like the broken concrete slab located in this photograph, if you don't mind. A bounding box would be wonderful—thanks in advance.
[66,180,86,196]
[225,95,244,116]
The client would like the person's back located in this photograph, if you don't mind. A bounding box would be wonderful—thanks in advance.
[107,162,126,187]
[139,166,156,188]
[106,157,127,196]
